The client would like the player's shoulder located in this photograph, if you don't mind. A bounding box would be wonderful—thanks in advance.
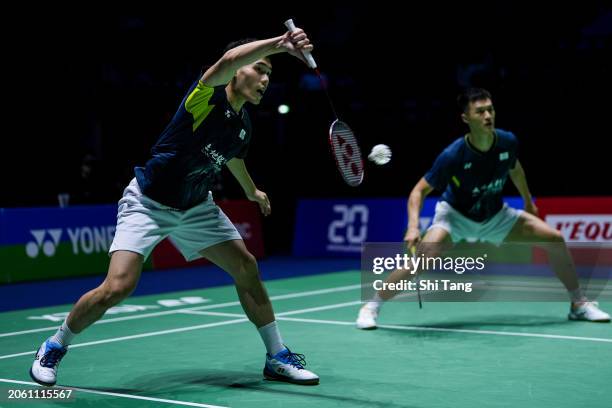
[495,128,518,146]
[433,137,465,166]
[442,136,467,156]
[193,81,227,103]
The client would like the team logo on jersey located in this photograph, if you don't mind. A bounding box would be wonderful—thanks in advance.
[238,129,246,140]
[202,144,226,171]
[225,109,232,119]
[464,162,472,170]
[472,179,504,197]
[499,152,509,161]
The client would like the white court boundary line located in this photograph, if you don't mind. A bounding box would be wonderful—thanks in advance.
[2,277,611,339]
[0,283,364,338]
[274,316,612,343]
[4,278,608,339]
[176,310,244,318]
[183,305,612,343]
[2,284,612,360]
[0,301,368,360]
[0,318,248,360]
[1,310,611,406]
[178,301,364,319]
[0,378,228,408]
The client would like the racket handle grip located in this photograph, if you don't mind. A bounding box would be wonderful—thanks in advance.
[284,18,317,69]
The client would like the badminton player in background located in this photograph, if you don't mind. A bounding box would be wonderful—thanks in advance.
[31,27,320,386]
[356,88,610,329]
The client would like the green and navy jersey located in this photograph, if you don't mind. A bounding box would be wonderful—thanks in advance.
[135,80,252,210]
[424,129,518,222]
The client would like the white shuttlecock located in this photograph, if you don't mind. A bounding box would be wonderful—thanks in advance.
[368,144,392,165]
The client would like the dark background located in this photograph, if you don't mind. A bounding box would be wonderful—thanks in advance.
[4,4,611,253]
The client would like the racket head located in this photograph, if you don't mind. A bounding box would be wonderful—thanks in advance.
[328,119,364,187]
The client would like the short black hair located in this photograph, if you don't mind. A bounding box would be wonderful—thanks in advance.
[457,88,492,113]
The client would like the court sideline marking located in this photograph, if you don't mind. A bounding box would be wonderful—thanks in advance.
[0,283,365,338]
[0,378,228,408]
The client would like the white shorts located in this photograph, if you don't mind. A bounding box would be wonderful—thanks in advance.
[428,201,522,244]
[109,178,242,261]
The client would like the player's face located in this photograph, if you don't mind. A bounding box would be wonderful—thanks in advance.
[234,59,272,105]
[463,98,495,134]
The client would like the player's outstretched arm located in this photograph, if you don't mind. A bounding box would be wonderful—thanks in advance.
[404,177,434,247]
[226,158,271,216]
[509,160,538,216]
[201,28,313,87]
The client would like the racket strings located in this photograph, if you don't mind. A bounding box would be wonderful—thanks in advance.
[330,122,363,186]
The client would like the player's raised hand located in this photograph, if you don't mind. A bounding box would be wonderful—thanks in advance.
[280,27,313,64]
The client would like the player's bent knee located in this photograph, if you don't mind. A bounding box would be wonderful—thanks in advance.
[98,280,137,309]
[241,253,259,276]
[233,253,259,283]
[98,289,126,309]
[533,221,565,242]
[549,229,565,243]
[417,244,446,260]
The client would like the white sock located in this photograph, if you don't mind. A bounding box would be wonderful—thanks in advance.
[258,321,285,356]
[569,287,587,303]
[50,321,76,347]
[365,293,384,312]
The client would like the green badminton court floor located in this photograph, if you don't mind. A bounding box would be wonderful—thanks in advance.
[1,270,611,408]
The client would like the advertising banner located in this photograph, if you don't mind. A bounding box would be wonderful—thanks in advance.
[0,206,123,283]
[293,197,525,257]
[535,197,612,265]
[0,199,264,283]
